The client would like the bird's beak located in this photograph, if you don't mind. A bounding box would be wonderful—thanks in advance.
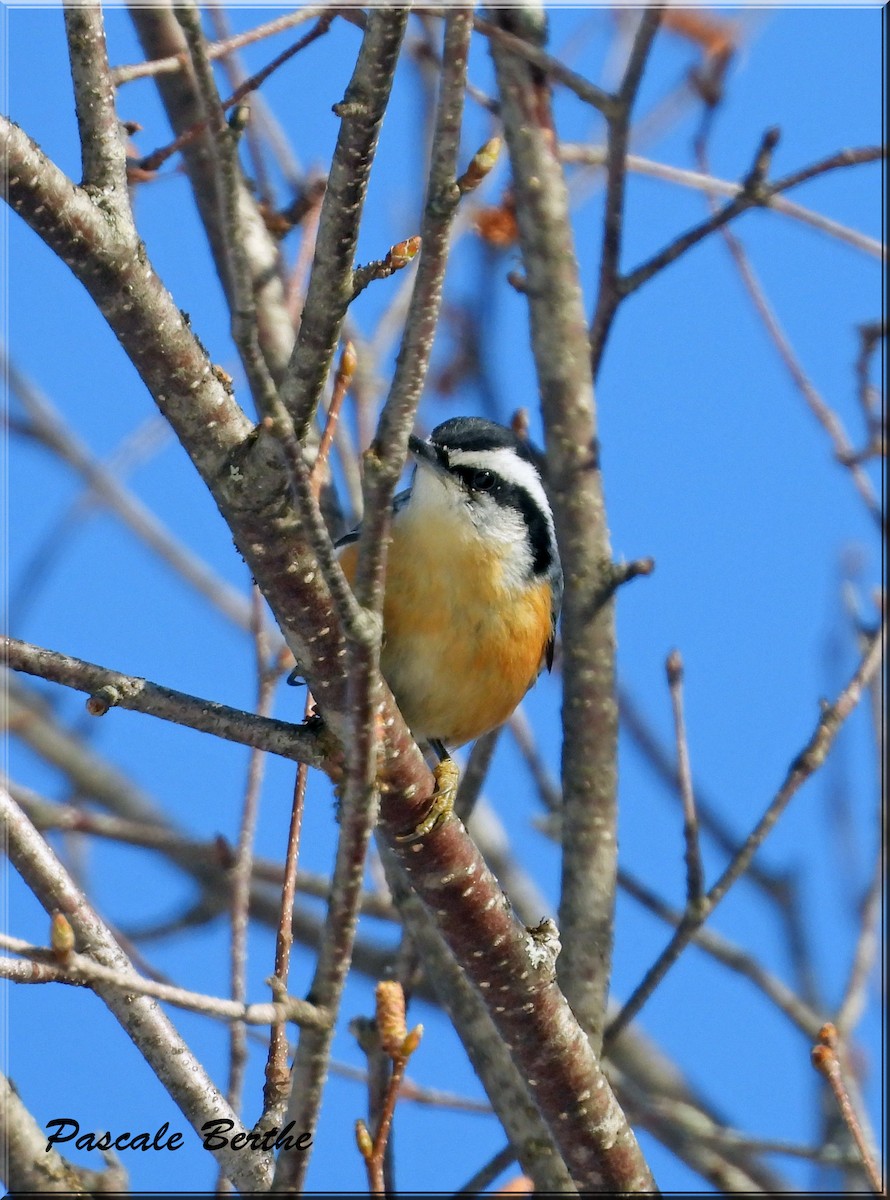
[408,434,445,474]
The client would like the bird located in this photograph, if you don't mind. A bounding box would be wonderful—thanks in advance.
[336,416,562,839]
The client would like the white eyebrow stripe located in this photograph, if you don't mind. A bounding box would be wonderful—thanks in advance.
[446,447,555,532]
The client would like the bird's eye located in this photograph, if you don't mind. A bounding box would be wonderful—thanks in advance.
[471,469,496,491]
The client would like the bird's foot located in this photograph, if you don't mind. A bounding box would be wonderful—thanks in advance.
[396,758,460,843]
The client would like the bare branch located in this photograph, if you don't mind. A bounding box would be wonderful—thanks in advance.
[63,1,129,200]
[665,650,705,906]
[0,935,326,1030]
[279,8,410,436]
[621,142,885,300]
[692,138,882,527]
[560,144,884,259]
[113,7,329,85]
[607,621,884,1047]
[812,1024,883,1193]
[0,787,273,1191]
[490,11,622,1064]
[590,8,662,378]
[472,13,614,116]
[2,636,327,770]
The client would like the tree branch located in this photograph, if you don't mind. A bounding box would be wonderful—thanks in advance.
[489,13,622,1064]
[606,622,884,1047]
[0,787,273,1191]
[2,636,328,770]
[590,9,662,379]
[279,7,410,436]
[0,934,327,1030]
[621,142,885,299]
[63,1,129,201]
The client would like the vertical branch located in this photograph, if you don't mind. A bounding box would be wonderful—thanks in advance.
[175,2,280,418]
[357,7,473,607]
[270,653,381,1192]
[224,589,277,1125]
[63,1,130,202]
[665,650,705,906]
[261,746,310,1124]
[489,18,616,1056]
[271,16,474,1189]
[128,1,295,383]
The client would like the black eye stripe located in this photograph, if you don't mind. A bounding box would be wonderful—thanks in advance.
[449,466,553,576]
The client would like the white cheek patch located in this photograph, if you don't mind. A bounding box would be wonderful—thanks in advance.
[446,447,556,540]
[405,461,534,589]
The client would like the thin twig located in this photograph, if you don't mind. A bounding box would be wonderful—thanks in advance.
[311,340,356,501]
[811,1024,883,1193]
[113,6,330,85]
[854,320,885,438]
[834,833,884,1037]
[455,1143,518,1194]
[606,622,884,1047]
[0,935,326,1030]
[590,8,662,379]
[617,869,825,1039]
[137,13,336,175]
[693,139,882,528]
[472,13,614,116]
[665,650,705,906]
[559,144,884,260]
[621,142,885,300]
[225,588,278,1119]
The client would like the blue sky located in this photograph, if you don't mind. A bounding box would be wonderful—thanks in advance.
[4,4,884,1193]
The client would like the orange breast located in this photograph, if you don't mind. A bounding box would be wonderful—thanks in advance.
[339,518,552,747]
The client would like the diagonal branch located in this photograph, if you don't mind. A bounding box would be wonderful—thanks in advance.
[0,786,273,1192]
[279,7,410,437]
[606,621,885,1048]
[589,8,662,379]
[620,142,885,300]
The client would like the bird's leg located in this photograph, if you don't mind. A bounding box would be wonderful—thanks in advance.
[395,743,459,843]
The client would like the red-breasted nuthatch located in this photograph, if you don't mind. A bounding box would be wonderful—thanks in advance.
[338,416,562,836]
